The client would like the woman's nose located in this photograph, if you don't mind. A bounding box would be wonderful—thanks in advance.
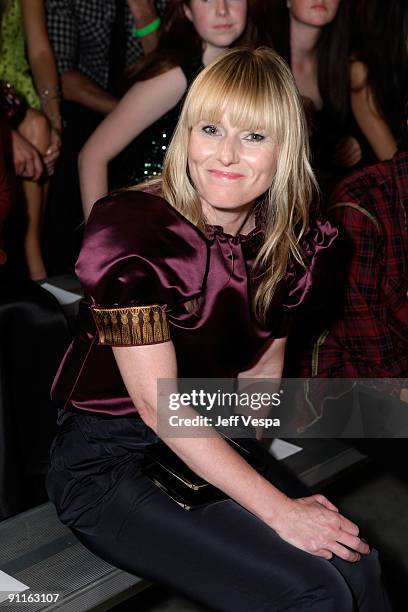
[217,136,239,165]
[215,0,228,17]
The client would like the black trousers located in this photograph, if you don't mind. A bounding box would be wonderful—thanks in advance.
[46,410,391,612]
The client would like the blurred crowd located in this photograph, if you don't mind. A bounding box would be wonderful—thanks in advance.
[0,0,406,280]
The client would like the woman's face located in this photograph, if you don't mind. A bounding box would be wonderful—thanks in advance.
[188,114,277,215]
[184,0,247,51]
[288,0,341,27]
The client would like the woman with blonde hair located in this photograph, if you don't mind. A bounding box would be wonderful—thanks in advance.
[47,48,390,611]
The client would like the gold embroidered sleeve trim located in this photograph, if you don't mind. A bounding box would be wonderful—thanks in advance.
[91,304,170,346]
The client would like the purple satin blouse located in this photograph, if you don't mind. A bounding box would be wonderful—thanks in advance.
[51,190,338,416]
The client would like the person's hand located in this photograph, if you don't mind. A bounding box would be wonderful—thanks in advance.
[43,127,62,176]
[271,494,370,561]
[11,129,44,181]
[334,136,362,167]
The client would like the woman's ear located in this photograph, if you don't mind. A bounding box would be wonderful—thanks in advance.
[184,3,193,22]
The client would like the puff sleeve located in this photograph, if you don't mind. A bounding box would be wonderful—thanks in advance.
[283,218,343,312]
[76,191,208,347]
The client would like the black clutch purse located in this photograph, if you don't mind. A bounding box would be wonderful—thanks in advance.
[141,437,267,510]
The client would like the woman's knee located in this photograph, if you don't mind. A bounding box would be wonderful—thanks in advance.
[355,547,382,580]
[336,548,391,611]
[21,109,50,150]
[285,559,354,612]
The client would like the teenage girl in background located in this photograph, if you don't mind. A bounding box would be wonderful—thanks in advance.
[255,0,361,187]
[349,0,407,163]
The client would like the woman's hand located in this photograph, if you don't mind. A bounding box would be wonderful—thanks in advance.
[11,129,44,180]
[271,494,370,562]
[44,127,62,176]
[334,136,362,168]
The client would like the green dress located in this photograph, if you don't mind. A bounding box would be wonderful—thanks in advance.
[0,0,40,109]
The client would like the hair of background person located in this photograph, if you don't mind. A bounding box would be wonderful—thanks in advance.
[126,0,259,85]
[136,48,318,323]
[351,0,408,144]
[253,0,351,130]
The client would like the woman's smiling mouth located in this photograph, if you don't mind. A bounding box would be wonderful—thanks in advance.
[208,169,245,179]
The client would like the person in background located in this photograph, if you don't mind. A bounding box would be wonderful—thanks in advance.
[255,0,360,191]
[349,0,407,164]
[79,0,257,220]
[291,136,408,476]
[43,0,167,275]
[45,0,166,117]
[309,145,408,383]
[0,0,61,280]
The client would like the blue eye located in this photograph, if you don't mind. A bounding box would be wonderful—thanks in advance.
[244,133,265,142]
[202,125,219,136]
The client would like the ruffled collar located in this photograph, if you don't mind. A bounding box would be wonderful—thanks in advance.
[141,184,266,245]
[204,203,266,245]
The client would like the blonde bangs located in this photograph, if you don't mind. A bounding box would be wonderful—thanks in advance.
[184,48,298,146]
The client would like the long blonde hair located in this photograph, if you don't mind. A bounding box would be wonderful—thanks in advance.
[137,48,318,323]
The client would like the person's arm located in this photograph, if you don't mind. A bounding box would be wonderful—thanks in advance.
[22,0,61,131]
[350,61,397,161]
[127,0,160,55]
[61,70,117,116]
[237,337,286,440]
[46,0,117,115]
[112,339,369,562]
[21,0,62,173]
[240,336,287,379]
[79,66,187,217]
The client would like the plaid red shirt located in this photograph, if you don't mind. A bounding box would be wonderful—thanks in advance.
[312,150,408,378]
